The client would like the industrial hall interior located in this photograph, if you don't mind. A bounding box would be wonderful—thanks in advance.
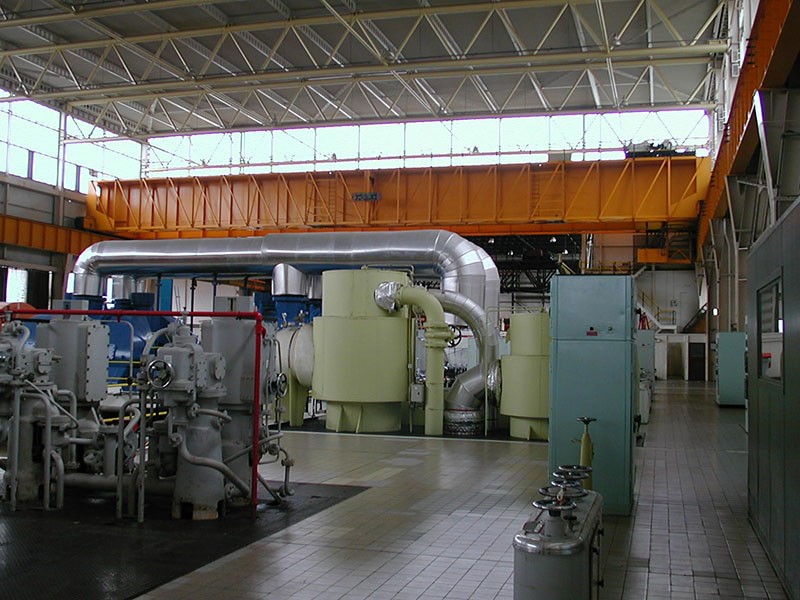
[0,0,799,598]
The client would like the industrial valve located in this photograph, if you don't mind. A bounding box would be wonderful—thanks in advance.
[269,371,288,399]
[0,321,53,385]
[146,359,174,389]
[139,321,226,405]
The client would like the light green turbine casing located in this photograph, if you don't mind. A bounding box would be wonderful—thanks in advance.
[500,312,550,440]
[313,269,410,432]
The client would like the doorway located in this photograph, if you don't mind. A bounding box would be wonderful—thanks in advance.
[688,342,706,381]
[667,343,684,379]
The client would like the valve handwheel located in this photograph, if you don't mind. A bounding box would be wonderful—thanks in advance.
[539,484,587,499]
[448,325,463,347]
[533,498,577,515]
[146,359,174,389]
[273,372,289,399]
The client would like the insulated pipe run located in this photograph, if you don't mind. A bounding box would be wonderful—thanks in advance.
[377,283,451,436]
[429,290,500,412]
[71,231,500,318]
[429,291,493,361]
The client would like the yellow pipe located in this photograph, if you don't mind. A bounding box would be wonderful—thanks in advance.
[396,286,451,436]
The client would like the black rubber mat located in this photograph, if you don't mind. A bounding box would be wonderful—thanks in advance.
[0,482,365,600]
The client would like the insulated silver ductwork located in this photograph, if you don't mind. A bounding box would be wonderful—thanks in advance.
[445,366,487,411]
[72,230,500,319]
[271,264,309,296]
[430,291,500,411]
[477,248,501,324]
[430,291,498,364]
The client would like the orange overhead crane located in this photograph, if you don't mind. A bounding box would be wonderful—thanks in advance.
[85,156,710,239]
[1,214,110,256]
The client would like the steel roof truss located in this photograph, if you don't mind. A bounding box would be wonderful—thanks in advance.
[621,66,650,104]
[559,71,587,110]
[280,86,307,125]
[691,0,726,45]
[616,0,646,42]
[198,32,230,78]
[648,0,688,46]
[444,77,470,113]
[52,51,720,108]
[155,98,179,132]
[652,65,682,102]
[499,73,527,111]
[111,46,136,85]
[229,33,256,74]
[356,80,381,118]
[570,6,603,108]
[31,48,57,92]
[495,7,555,110]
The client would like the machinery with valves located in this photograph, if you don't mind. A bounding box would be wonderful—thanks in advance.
[513,464,604,599]
[0,299,294,522]
[139,319,232,520]
[0,320,69,511]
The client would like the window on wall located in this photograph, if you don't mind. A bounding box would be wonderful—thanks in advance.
[5,268,28,304]
[757,279,783,380]
[0,93,142,189]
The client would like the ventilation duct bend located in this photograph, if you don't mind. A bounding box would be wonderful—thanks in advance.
[72,231,499,316]
[430,291,500,412]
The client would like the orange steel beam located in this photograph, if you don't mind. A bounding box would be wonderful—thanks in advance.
[86,156,710,238]
[0,214,112,255]
[697,0,798,252]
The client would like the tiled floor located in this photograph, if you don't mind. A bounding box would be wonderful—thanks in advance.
[139,381,787,599]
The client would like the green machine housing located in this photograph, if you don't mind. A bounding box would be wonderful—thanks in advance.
[549,274,636,516]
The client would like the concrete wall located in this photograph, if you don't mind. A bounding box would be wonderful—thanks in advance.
[0,173,86,227]
[0,174,87,301]
[654,333,708,380]
[747,197,800,600]
[589,233,636,267]
[636,269,701,330]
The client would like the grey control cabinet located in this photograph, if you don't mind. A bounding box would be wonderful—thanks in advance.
[549,275,635,516]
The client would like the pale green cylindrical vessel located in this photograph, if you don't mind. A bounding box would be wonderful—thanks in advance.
[313,269,410,433]
[500,312,551,440]
[508,312,550,356]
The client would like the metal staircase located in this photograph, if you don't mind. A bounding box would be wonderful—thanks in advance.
[636,290,678,333]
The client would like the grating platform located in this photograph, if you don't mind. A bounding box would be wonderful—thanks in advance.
[0,482,364,600]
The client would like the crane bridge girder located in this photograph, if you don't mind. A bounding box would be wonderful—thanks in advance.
[85,156,710,239]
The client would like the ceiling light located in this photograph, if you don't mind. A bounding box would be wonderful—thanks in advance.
[550,236,557,243]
